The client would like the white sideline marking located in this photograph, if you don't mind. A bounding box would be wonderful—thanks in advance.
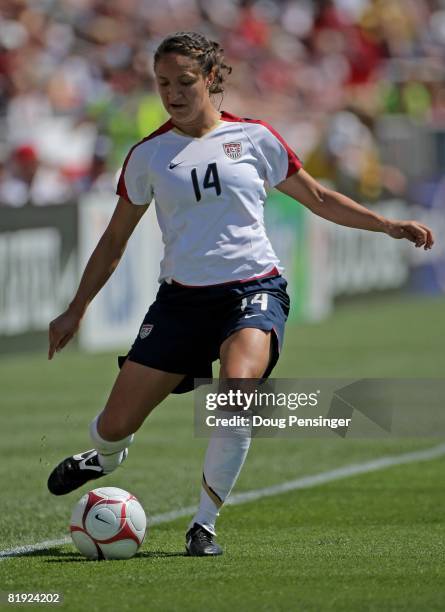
[1,442,444,559]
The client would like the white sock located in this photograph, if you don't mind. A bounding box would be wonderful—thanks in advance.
[89,415,134,474]
[190,410,252,534]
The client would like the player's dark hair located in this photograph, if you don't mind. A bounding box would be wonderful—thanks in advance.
[154,32,232,94]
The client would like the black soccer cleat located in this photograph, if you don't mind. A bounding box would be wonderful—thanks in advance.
[185,523,223,557]
[47,449,106,496]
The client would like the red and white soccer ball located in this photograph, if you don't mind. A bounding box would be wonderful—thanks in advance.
[70,487,147,560]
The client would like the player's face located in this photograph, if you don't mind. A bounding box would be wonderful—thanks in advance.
[155,53,211,124]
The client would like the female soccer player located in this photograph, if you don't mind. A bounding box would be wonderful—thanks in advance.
[47,32,434,556]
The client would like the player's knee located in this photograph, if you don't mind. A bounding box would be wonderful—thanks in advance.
[220,363,263,379]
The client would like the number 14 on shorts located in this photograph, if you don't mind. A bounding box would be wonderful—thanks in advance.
[241,293,269,312]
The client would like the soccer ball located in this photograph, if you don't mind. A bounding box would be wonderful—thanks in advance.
[70,487,147,560]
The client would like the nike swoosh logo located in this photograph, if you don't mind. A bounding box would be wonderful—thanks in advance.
[95,513,110,524]
[244,314,263,318]
[77,458,102,472]
[169,161,183,169]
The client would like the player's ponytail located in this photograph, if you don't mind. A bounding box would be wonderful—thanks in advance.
[154,32,232,95]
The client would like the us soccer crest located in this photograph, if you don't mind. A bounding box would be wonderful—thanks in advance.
[139,323,153,339]
[223,142,242,159]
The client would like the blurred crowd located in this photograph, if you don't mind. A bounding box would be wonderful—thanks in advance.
[1,0,445,207]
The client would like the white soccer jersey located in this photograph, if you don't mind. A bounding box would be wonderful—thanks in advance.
[117,110,302,286]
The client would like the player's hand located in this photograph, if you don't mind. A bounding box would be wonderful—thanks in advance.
[386,220,434,250]
[48,308,82,360]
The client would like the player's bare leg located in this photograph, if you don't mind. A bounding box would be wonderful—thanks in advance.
[48,362,184,495]
[97,361,185,440]
[186,328,271,556]
[219,328,272,379]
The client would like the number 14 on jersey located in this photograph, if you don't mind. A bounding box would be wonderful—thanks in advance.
[191,163,221,202]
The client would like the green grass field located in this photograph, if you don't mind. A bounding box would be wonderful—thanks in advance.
[0,295,444,611]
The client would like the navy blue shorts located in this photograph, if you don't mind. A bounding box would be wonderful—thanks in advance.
[118,275,290,394]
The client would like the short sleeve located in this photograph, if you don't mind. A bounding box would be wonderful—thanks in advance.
[116,143,154,205]
[249,121,302,188]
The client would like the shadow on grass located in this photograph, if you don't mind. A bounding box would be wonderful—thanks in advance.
[45,552,187,562]
[17,547,187,562]
[3,546,187,562]
[136,551,187,559]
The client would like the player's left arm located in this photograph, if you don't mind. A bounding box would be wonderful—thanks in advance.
[276,168,434,250]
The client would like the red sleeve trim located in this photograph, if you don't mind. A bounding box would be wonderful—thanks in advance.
[116,151,132,202]
[220,110,302,179]
[116,118,174,204]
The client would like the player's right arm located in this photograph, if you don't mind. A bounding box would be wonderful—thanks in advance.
[48,196,149,360]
